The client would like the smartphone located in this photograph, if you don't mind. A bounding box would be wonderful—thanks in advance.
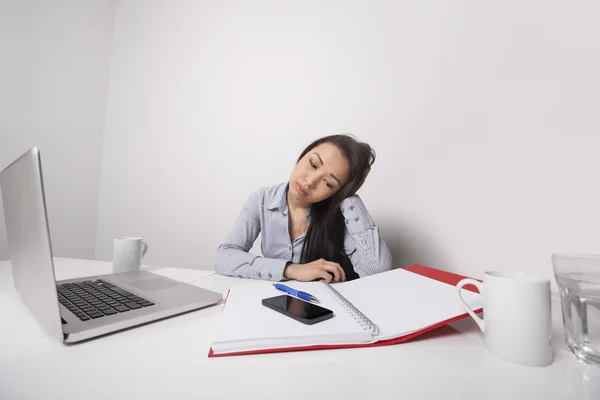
[262,295,334,325]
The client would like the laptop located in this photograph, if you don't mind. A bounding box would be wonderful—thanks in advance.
[0,147,223,343]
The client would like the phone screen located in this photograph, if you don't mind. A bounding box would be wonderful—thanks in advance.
[262,295,333,323]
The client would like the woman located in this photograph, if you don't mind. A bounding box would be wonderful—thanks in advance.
[215,134,391,283]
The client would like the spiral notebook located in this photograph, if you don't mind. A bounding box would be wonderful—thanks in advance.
[209,265,482,357]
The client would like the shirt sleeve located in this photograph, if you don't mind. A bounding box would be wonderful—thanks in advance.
[341,195,392,277]
[215,189,289,281]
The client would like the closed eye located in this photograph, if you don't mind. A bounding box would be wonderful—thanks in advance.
[309,160,317,169]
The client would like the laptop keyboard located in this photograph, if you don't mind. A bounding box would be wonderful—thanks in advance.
[56,279,155,321]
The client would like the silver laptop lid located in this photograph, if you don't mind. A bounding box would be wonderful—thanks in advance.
[0,147,64,341]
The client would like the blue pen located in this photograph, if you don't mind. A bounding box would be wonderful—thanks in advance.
[273,283,320,303]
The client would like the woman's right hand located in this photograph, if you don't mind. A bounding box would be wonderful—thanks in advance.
[283,259,346,283]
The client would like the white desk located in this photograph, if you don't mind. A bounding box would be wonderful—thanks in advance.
[1,258,599,399]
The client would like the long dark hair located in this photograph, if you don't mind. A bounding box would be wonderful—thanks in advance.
[298,134,375,280]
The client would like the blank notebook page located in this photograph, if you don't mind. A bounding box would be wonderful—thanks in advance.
[212,280,372,352]
[333,268,483,341]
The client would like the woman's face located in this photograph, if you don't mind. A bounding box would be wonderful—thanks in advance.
[288,142,351,206]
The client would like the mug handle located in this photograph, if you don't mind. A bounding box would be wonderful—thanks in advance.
[141,241,148,258]
[456,278,485,332]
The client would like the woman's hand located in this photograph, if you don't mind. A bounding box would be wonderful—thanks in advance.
[283,259,346,283]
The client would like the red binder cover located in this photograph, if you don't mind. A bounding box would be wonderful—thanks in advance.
[208,264,482,358]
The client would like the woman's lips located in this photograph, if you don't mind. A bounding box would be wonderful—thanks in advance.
[296,182,308,196]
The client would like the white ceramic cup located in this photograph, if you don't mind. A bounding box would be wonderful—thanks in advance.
[113,237,148,273]
[456,271,553,367]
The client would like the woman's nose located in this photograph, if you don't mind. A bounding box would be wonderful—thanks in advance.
[305,173,317,187]
[305,170,323,188]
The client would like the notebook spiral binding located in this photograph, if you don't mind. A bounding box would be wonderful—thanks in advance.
[321,282,380,336]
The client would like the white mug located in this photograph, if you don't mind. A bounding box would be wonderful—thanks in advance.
[113,237,148,273]
[456,271,553,367]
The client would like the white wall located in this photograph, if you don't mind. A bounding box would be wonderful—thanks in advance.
[95,0,600,281]
[0,0,115,260]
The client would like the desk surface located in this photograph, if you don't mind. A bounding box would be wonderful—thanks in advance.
[1,258,599,400]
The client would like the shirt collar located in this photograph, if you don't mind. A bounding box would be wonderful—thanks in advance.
[266,182,289,214]
[266,182,311,220]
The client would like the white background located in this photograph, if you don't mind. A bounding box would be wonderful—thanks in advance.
[2,0,600,281]
[0,0,115,260]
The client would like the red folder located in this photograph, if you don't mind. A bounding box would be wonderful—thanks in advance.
[208,264,481,358]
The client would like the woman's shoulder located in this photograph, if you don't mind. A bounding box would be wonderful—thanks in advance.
[245,182,287,207]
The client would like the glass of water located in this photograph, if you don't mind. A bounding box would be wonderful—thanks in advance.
[552,253,600,364]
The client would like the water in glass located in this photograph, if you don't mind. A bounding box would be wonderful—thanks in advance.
[556,272,600,364]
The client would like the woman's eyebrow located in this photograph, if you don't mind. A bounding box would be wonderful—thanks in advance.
[312,152,324,165]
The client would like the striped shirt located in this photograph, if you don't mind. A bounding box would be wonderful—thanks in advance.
[215,182,392,281]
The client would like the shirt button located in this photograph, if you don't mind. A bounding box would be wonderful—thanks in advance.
[268,273,272,278]
[258,272,262,278]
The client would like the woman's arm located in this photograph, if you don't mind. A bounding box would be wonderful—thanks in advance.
[215,189,290,281]
[341,195,392,277]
